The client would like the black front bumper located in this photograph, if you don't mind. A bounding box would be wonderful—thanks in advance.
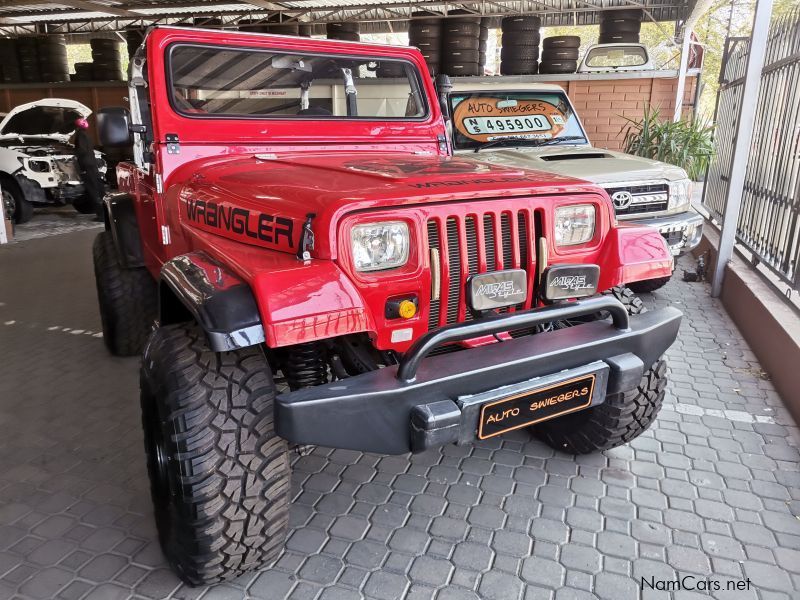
[275,297,682,455]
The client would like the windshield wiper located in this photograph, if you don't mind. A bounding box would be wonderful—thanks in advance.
[474,135,586,152]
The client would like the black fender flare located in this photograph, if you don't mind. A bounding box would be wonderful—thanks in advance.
[103,192,145,268]
[159,252,266,352]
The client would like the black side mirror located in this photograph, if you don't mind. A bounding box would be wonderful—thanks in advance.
[435,74,453,121]
[97,107,133,147]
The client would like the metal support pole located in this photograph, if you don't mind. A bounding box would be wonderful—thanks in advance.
[711,0,774,297]
[674,28,692,122]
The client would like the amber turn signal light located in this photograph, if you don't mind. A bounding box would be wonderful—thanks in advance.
[385,296,419,320]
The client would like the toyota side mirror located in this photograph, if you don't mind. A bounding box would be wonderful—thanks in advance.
[97,107,133,147]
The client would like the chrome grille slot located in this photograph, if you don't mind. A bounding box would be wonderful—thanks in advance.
[445,218,462,325]
[484,214,496,269]
[427,220,441,330]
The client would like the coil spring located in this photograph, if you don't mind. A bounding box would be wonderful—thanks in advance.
[284,342,328,389]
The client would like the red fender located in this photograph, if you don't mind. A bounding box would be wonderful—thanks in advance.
[597,224,674,291]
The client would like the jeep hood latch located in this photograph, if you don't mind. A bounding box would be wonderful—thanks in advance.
[297,212,316,261]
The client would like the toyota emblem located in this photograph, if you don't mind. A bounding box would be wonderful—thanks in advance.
[611,191,634,210]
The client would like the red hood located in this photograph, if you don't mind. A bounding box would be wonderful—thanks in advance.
[170,151,604,259]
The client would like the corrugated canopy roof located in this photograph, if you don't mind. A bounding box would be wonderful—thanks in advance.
[0,0,701,35]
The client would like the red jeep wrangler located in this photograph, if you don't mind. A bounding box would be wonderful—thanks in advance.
[93,27,680,585]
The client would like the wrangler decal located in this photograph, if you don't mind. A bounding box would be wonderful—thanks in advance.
[185,198,294,247]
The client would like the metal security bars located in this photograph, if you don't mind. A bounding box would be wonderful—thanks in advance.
[703,8,800,290]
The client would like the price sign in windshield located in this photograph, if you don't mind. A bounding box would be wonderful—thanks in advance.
[453,96,567,144]
[463,115,551,136]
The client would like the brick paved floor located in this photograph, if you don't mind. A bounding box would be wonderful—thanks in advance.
[0,229,798,600]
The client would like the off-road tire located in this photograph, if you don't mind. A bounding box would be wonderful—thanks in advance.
[445,21,481,37]
[541,48,580,61]
[140,323,290,585]
[539,60,578,74]
[601,9,644,21]
[628,275,672,294]
[543,35,581,49]
[603,284,646,315]
[443,62,481,76]
[535,284,664,453]
[534,359,667,453]
[445,49,480,63]
[445,35,481,51]
[501,16,542,31]
[1,178,33,224]
[599,32,640,44]
[92,231,157,356]
[502,46,540,62]
[502,31,541,47]
[600,19,642,34]
[500,59,539,75]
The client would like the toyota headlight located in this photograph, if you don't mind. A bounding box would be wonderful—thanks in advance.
[555,205,595,246]
[668,179,693,211]
[351,221,409,272]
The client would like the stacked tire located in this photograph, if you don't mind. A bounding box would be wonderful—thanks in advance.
[16,37,42,83]
[326,22,359,42]
[479,18,489,69]
[72,62,94,82]
[500,16,540,75]
[125,29,145,59]
[599,9,642,44]
[408,11,442,75]
[539,36,580,74]
[37,35,70,83]
[91,38,123,81]
[0,39,22,84]
[441,10,481,77]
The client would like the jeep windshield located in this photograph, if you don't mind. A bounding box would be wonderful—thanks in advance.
[448,90,588,151]
[168,44,427,120]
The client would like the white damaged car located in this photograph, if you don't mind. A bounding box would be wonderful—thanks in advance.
[0,98,106,224]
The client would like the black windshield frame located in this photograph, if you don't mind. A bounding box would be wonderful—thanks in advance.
[166,42,429,122]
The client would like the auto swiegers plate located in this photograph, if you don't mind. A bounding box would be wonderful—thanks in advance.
[478,374,596,439]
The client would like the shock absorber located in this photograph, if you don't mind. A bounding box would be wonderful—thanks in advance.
[284,342,328,390]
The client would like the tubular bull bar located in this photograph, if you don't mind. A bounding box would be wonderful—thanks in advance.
[275,297,682,455]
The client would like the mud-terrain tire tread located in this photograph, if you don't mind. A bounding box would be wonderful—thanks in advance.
[543,35,581,49]
[140,323,290,586]
[535,358,667,453]
[534,284,661,453]
[600,19,642,34]
[628,275,672,294]
[93,231,157,356]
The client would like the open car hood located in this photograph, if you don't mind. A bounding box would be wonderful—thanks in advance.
[0,99,92,141]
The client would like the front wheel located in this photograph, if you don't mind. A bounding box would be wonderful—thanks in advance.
[140,323,290,586]
[93,231,157,356]
[628,275,672,294]
[534,359,667,453]
[2,179,33,224]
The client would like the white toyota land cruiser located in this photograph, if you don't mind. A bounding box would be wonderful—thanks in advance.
[445,82,703,292]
